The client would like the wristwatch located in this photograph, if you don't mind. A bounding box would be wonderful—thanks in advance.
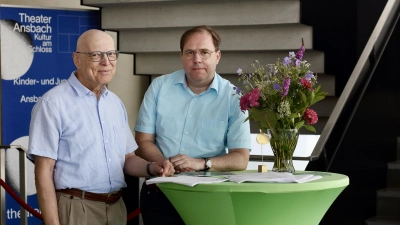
[202,157,212,171]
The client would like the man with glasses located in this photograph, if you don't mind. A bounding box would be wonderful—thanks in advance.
[28,29,164,225]
[134,25,251,225]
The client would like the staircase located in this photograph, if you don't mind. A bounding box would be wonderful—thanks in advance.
[81,0,337,135]
[365,137,400,225]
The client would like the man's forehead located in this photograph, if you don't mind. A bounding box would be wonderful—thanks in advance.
[183,33,214,50]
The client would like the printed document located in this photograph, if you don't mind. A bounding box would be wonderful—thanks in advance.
[146,176,228,187]
[226,172,323,183]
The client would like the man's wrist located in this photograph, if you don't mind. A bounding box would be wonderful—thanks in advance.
[201,157,211,171]
[146,162,154,176]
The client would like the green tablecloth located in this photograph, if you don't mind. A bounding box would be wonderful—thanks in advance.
[157,171,349,225]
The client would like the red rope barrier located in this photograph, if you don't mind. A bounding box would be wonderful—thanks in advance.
[127,208,141,221]
[0,178,43,220]
[0,178,141,221]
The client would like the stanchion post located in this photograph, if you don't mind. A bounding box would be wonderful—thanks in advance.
[0,147,6,225]
[18,146,27,225]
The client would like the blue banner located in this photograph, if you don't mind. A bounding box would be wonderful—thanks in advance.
[0,5,100,224]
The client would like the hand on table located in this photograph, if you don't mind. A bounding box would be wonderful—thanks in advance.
[154,159,175,177]
[169,154,205,172]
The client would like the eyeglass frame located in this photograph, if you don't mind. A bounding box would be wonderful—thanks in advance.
[75,50,120,62]
[182,49,217,60]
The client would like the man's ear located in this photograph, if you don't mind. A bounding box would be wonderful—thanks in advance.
[72,52,80,69]
[216,50,221,64]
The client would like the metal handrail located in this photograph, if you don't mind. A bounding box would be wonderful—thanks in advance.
[308,0,400,167]
[0,145,28,225]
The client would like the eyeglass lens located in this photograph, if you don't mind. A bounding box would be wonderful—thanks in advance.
[184,50,214,59]
[89,51,119,62]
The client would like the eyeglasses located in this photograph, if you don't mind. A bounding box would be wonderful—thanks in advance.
[76,50,119,62]
[183,50,215,60]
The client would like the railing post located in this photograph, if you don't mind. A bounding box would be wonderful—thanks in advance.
[18,146,27,225]
[0,145,28,225]
[0,147,6,225]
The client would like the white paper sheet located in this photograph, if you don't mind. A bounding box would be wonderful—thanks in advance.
[226,172,323,183]
[146,176,229,187]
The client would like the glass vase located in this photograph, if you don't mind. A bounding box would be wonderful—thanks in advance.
[267,129,299,173]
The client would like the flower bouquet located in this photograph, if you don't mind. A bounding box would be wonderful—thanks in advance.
[234,40,327,172]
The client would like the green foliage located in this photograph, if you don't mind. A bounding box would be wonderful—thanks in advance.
[236,42,327,132]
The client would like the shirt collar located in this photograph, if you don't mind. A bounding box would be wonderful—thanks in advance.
[68,71,109,97]
[174,70,219,94]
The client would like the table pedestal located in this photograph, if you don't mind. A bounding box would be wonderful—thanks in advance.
[157,171,349,225]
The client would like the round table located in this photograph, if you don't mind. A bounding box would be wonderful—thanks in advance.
[156,171,349,225]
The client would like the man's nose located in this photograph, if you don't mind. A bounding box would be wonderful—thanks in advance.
[99,53,111,64]
[193,52,202,62]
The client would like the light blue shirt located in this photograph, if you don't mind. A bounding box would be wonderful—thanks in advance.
[134,70,251,159]
[28,72,137,193]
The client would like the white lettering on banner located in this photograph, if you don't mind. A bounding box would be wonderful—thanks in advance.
[40,78,66,85]
[6,208,42,219]
[34,33,51,40]
[13,78,38,85]
[13,77,66,86]
[28,45,52,53]
[15,13,53,53]
[14,23,52,33]
[56,78,67,85]
[18,13,52,23]
[20,95,41,103]
[42,41,52,46]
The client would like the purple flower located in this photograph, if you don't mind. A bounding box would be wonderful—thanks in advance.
[273,83,281,91]
[295,44,305,61]
[289,51,295,58]
[295,59,301,67]
[281,76,290,97]
[283,57,291,66]
[305,72,314,80]
[237,68,242,75]
[233,86,242,94]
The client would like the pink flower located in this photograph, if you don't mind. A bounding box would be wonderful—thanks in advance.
[303,109,318,125]
[300,78,313,91]
[240,88,260,111]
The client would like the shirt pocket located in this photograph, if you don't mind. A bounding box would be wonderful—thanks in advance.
[113,125,126,156]
[113,126,127,165]
[198,118,228,149]
[157,115,183,141]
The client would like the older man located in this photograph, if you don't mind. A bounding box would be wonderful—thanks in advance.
[28,29,164,225]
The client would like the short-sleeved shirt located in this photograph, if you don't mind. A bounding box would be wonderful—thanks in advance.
[134,70,251,159]
[28,72,137,193]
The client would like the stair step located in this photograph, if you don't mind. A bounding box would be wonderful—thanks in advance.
[91,0,300,29]
[376,188,400,218]
[135,50,325,75]
[366,217,400,225]
[387,162,400,188]
[309,96,337,117]
[119,24,313,52]
[388,161,400,169]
